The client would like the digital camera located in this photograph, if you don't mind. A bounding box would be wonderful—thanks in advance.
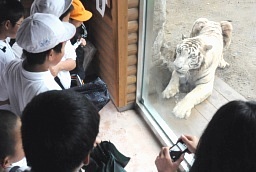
[169,140,188,162]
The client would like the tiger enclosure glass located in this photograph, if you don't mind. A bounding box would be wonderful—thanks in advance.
[136,0,255,170]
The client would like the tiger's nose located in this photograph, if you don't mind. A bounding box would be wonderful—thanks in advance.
[174,62,183,70]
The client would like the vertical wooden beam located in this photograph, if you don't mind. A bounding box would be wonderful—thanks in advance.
[116,0,128,107]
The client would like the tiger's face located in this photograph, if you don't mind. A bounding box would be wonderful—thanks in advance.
[173,39,211,76]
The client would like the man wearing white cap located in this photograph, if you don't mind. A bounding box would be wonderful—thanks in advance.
[0,13,76,116]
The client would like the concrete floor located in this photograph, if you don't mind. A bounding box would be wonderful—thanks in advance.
[98,101,161,172]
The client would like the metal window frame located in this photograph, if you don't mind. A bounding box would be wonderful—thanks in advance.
[135,0,193,171]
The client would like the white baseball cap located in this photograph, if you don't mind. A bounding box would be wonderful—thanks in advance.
[16,13,76,53]
[30,0,72,17]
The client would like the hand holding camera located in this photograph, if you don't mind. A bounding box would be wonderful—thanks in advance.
[169,139,188,162]
[169,135,199,161]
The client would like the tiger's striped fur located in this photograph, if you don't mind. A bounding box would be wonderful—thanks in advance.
[162,18,233,118]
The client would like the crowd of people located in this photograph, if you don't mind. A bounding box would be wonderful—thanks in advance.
[1,0,256,172]
[0,0,98,172]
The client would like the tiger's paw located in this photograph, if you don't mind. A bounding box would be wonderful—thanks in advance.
[218,59,230,69]
[173,100,193,119]
[162,87,179,99]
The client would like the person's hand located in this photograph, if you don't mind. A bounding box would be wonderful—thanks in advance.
[49,65,61,77]
[180,135,199,153]
[155,147,184,172]
[94,137,101,147]
[79,38,86,47]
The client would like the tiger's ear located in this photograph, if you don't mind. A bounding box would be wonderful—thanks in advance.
[182,34,188,40]
[203,44,212,52]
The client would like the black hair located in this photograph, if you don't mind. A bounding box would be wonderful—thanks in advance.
[0,0,24,26]
[23,42,63,65]
[21,90,100,172]
[59,4,74,21]
[190,100,256,172]
[0,110,19,163]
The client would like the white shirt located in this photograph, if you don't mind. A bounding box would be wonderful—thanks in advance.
[0,39,19,74]
[0,60,61,116]
[12,42,23,59]
[4,158,30,172]
[0,39,21,111]
[57,40,76,89]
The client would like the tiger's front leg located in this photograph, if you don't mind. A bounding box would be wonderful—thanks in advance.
[173,80,214,119]
[162,70,180,99]
[218,54,230,68]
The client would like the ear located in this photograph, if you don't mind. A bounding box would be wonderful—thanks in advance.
[83,154,90,166]
[1,157,11,169]
[4,20,11,30]
[182,34,187,40]
[47,49,55,62]
[203,44,212,52]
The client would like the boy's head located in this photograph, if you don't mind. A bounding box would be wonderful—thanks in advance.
[0,110,24,169]
[16,13,75,66]
[0,0,24,39]
[70,0,92,28]
[21,90,100,172]
[30,0,72,18]
[60,5,74,22]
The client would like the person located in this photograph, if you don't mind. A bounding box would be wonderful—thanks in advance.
[69,0,92,81]
[21,90,100,172]
[30,0,77,89]
[0,110,29,172]
[30,0,72,17]
[0,0,24,71]
[52,5,78,89]
[12,0,73,60]
[0,0,24,110]
[0,13,76,116]
[69,0,92,29]
[155,100,256,172]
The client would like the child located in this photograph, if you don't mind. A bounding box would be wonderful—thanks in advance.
[12,0,73,60]
[0,13,76,116]
[0,110,28,172]
[69,0,92,28]
[30,0,72,17]
[21,90,100,172]
[30,0,78,89]
[69,0,92,81]
[0,0,24,72]
[0,0,24,110]
[51,5,78,89]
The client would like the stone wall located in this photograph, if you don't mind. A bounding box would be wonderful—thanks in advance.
[148,0,173,95]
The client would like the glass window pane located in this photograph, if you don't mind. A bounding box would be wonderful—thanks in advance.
[139,0,253,155]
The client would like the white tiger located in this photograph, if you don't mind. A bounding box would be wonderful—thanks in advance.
[162,18,233,118]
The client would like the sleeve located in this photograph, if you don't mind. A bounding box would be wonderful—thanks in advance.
[0,71,10,111]
[12,42,23,59]
[64,40,77,60]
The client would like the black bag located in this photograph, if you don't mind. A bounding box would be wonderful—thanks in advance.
[82,141,130,172]
[70,77,110,111]
[70,24,97,81]
[9,166,20,172]
[82,40,97,74]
